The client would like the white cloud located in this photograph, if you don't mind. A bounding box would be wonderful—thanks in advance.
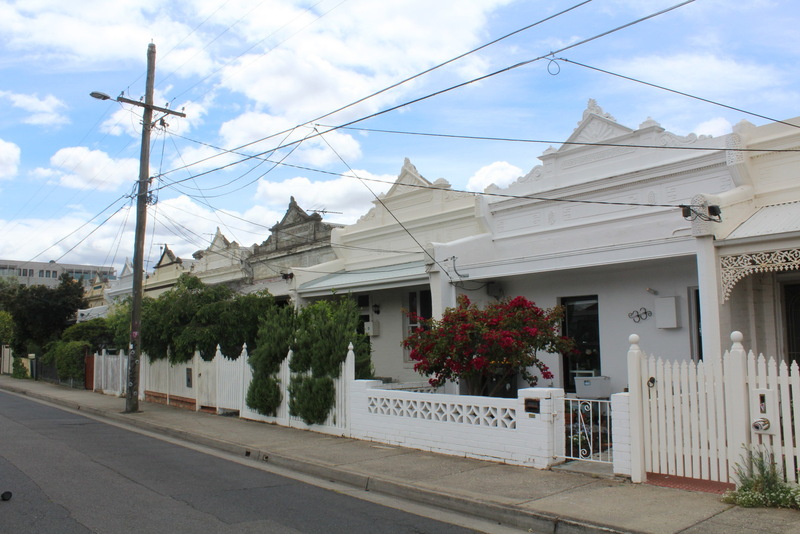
[219,112,362,168]
[694,117,732,137]
[606,53,782,98]
[467,161,523,192]
[0,207,134,268]
[254,170,395,224]
[0,90,69,127]
[0,139,21,179]
[0,1,218,75]
[35,147,140,191]
[217,0,513,123]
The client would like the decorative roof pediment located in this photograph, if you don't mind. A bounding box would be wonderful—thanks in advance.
[193,228,237,260]
[255,197,335,254]
[210,227,232,249]
[272,196,322,230]
[119,258,134,278]
[557,99,634,153]
[154,245,181,269]
[383,158,447,198]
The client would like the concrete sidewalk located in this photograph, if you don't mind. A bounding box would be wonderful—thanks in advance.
[2,376,798,534]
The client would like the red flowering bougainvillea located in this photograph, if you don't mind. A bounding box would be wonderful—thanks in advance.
[402,295,575,397]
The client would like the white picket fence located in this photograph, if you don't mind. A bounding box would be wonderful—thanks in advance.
[92,343,570,467]
[239,347,353,434]
[626,332,800,485]
[748,348,800,483]
[93,349,128,396]
[138,345,249,413]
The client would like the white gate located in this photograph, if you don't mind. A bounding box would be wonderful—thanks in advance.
[561,397,613,463]
[627,333,746,484]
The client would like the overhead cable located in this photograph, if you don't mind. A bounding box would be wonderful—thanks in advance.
[554,57,800,131]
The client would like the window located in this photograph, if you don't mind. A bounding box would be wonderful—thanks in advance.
[39,270,44,277]
[561,295,600,393]
[45,271,51,278]
[52,270,58,278]
[404,289,432,362]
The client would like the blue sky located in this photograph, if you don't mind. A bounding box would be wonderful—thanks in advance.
[0,0,797,274]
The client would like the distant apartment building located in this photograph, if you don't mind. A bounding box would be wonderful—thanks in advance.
[0,259,116,289]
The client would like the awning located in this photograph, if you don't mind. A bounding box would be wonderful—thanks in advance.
[719,202,800,300]
[726,201,800,240]
[298,261,428,297]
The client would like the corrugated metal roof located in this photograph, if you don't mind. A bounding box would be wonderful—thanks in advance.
[726,202,800,240]
[298,261,427,296]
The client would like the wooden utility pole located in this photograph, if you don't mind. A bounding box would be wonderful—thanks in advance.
[124,43,157,413]
[92,43,186,412]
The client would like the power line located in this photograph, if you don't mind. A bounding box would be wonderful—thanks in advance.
[149,0,602,182]
[152,0,696,188]
[554,57,800,130]
[190,153,713,210]
[314,127,455,281]
[24,196,130,265]
[323,125,800,153]
[53,203,131,264]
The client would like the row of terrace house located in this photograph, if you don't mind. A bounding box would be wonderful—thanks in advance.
[294,100,800,396]
[83,100,800,398]
[81,196,340,310]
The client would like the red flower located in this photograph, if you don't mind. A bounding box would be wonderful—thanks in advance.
[402,294,575,396]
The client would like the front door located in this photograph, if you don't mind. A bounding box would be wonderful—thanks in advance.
[561,296,600,393]
[785,284,800,364]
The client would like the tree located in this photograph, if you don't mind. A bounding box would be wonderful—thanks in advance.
[42,340,90,381]
[61,318,114,352]
[0,310,13,347]
[4,274,86,355]
[140,274,276,363]
[105,299,132,349]
[402,295,575,397]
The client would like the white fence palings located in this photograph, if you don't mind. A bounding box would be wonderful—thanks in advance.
[746,353,800,484]
[93,350,127,396]
[238,349,350,435]
[629,332,800,486]
[635,351,732,482]
[216,346,246,412]
[92,344,576,469]
[196,354,216,409]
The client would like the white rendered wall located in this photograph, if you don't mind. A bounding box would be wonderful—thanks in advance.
[350,384,565,468]
[493,256,698,394]
[611,392,632,477]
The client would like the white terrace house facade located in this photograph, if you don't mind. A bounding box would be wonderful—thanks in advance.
[308,100,741,392]
[690,114,800,364]
[294,159,488,382]
[433,101,738,395]
[189,228,253,291]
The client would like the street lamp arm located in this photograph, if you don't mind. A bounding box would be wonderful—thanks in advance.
[91,91,186,118]
[116,95,186,118]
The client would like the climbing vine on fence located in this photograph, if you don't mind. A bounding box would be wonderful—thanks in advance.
[246,303,295,416]
[246,295,373,424]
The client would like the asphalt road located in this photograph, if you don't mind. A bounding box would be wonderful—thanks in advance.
[0,391,496,534]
